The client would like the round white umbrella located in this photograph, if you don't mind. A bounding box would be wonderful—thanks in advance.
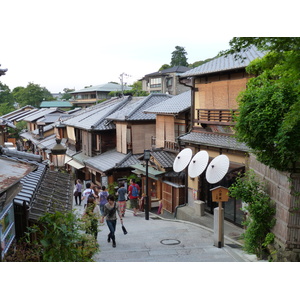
[206,154,229,184]
[188,150,209,178]
[173,148,192,172]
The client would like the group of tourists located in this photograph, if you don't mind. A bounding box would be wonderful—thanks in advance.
[73,178,143,248]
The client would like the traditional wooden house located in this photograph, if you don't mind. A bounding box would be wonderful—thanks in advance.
[61,96,134,185]
[133,90,192,212]
[178,46,264,226]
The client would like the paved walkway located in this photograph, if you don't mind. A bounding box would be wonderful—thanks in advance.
[74,204,259,262]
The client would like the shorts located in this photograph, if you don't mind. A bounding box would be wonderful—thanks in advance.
[129,198,139,209]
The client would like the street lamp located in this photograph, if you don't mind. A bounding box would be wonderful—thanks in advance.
[144,149,151,220]
[51,138,67,171]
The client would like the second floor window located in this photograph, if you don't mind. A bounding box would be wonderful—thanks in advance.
[175,123,186,138]
[150,78,162,88]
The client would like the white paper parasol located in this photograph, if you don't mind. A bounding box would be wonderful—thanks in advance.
[173,148,192,172]
[205,154,229,184]
[188,150,209,178]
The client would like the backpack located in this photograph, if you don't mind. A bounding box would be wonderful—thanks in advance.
[131,184,139,197]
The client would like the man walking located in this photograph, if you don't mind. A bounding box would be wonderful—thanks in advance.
[128,178,140,216]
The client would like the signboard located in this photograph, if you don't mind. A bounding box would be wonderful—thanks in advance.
[210,186,229,202]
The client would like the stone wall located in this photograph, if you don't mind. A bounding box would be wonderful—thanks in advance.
[249,154,300,261]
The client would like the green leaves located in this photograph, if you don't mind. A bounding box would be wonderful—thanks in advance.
[229,171,276,259]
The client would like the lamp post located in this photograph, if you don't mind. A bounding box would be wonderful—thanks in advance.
[51,138,67,171]
[144,149,151,220]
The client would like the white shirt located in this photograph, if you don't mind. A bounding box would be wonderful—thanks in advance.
[82,188,94,205]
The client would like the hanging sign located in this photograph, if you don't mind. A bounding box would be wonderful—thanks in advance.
[210,186,229,202]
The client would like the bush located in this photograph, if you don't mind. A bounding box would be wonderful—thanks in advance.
[4,211,99,262]
[229,170,276,259]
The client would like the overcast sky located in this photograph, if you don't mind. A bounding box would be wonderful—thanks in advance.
[1,0,297,93]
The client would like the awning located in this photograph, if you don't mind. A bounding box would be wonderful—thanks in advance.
[131,163,165,179]
[64,155,73,164]
[67,159,85,169]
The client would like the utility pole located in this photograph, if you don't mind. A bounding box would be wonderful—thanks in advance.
[119,73,131,97]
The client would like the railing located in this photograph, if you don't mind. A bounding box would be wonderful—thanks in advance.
[164,140,180,152]
[195,109,238,125]
[151,137,179,152]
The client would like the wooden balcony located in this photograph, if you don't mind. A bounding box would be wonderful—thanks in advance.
[151,137,179,153]
[195,109,238,125]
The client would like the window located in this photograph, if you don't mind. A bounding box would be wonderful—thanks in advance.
[150,78,162,88]
[175,123,186,138]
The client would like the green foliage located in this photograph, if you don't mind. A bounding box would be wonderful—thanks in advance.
[4,211,99,262]
[170,46,188,67]
[224,37,300,171]
[7,120,27,138]
[229,170,276,259]
[61,88,74,100]
[159,64,171,71]
[188,57,214,68]
[0,82,15,115]
[12,82,54,107]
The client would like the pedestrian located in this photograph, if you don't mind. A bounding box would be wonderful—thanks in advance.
[99,186,109,217]
[82,182,94,209]
[74,179,83,206]
[93,185,101,205]
[103,195,123,248]
[139,193,145,212]
[128,178,140,216]
[116,183,127,217]
[82,195,101,239]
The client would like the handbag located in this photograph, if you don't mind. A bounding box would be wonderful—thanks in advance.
[121,224,128,235]
[74,191,79,197]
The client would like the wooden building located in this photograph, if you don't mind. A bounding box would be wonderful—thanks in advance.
[179,46,265,226]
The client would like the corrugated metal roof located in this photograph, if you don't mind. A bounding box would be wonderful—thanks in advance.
[143,90,191,115]
[84,149,127,172]
[40,101,72,108]
[179,131,249,152]
[180,46,265,77]
[107,93,172,121]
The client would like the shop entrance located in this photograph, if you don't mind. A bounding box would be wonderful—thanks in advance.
[200,166,245,227]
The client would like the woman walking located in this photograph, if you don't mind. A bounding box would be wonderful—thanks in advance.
[82,195,101,239]
[103,195,123,248]
[74,179,83,206]
[117,183,127,217]
[99,186,109,220]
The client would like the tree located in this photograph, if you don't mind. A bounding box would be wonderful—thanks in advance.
[222,37,300,171]
[12,82,53,108]
[170,46,188,67]
[159,64,171,71]
[61,88,74,101]
[0,82,15,115]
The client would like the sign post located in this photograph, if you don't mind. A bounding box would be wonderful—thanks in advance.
[210,186,229,248]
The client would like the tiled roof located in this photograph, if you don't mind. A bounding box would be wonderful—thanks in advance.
[143,66,191,78]
[180,46,265,77]
[0,117,16,129]
[23,108,63,122]
[71,83,132,94]
[107,93,172,121]
[62,97,130,130]
[143,90,191,115]
[116,153,141,168]
[179,131,249,152]
[151,150,177,169]
[84,149,128,172]
[29,170,73,221]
